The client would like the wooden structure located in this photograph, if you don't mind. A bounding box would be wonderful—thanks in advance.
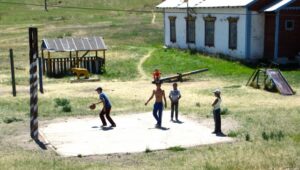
[41,36,107,77]
[250,0,300,63]
[152,68,208,83]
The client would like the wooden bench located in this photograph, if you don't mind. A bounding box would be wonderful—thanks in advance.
[71,68,90,79]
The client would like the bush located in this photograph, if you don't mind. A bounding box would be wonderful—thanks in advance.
[262,130,285,141]
[245,133,251,141]
[227,131,239,137]
[3,117,23,124]
[221,108,230,115]
[145,147,152,153]
[54,98,70,107]
[54,98,72,112]
[62,105,72,112]
[167,146,186,152]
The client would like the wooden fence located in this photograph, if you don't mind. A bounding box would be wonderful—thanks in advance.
[43,56,104,77]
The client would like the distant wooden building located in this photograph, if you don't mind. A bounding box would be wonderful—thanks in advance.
[250,0,300,64]
[157,0,300,64]
[41,36,107,77]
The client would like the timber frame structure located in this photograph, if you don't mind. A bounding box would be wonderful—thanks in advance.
[41,36,107,77]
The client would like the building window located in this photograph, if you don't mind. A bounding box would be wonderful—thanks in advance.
[186,16,196,43]
[228,17,239,50]
[204,15,216,47]
[169,16,176,43]
[285,20,294,31]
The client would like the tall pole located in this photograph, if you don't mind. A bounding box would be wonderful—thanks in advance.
[29,27,39,140]
[9,49,16,97]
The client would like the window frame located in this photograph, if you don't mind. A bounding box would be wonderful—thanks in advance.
[203,15,216,47]
[285,20,295,31]
[169,16,177,43]
[228,17,239,50]
[185,15,196,43]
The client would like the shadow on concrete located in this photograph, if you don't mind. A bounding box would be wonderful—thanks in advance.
[157,126,170,131]
[34,138,47,150]
[100,126,114,131]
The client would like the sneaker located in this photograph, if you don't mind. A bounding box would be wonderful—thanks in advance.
[111,124,116,127]
[211,131,216,134]
[216,132,226,137]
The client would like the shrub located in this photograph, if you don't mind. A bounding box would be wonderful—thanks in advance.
[145,147,152,153]
[227,131,239,137]
[262,131,284,141]
[167,146,186,152]
[221,108,230,115]
[62,105,72,112]
[54,98,70,107]
[245,133,251,141]
[3,117,23,124]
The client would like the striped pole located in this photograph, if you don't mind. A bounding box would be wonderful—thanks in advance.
[29,27,39,140]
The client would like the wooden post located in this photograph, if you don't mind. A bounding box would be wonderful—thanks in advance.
[103,50,106,65]
[38,57,44,94]
[76,51,79,67]
[29,27,39,140]
[41,49,45,74]
[44,0,48,11]
[9,49,16,97]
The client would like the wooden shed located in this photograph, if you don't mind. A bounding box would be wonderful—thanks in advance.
[41,36,107,77]
[250,0,300,63]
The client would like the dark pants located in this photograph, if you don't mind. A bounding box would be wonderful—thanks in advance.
[171,102,179,120]
[99,107,116,126]
[153,102,163,126]
[213,108,222,133]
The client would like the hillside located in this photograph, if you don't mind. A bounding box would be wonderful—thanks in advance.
[0,0,163,83]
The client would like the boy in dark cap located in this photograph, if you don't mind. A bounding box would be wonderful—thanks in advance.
[93,87,116,128]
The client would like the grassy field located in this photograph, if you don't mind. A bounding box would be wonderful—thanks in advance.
[0,0,300,170]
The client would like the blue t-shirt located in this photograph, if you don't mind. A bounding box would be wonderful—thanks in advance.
[99,92,112,108]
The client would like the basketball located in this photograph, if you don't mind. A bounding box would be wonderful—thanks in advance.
[89,104,96,110]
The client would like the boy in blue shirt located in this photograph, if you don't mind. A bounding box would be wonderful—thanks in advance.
[93,87,116,128]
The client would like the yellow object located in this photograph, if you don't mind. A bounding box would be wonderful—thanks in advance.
[71,68,90,79]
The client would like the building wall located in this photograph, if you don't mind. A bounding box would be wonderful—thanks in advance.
[163,8,265,60]
[278,10,300,59]
[250,11,265,59]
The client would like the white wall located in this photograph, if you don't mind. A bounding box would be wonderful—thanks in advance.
[163,8,264,60]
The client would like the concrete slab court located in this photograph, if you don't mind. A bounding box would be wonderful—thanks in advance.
[40,112,233,157]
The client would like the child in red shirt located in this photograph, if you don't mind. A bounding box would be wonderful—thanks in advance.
[153,69,161,82]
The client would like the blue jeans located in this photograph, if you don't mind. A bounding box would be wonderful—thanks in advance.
[153,102,163,126]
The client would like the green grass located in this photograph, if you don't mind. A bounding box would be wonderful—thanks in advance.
[0,0,300,169]
[144,48,254,82]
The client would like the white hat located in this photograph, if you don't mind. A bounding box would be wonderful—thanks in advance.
[213,89,221,93]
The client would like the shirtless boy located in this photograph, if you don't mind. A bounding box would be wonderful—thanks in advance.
[145,82,167,128]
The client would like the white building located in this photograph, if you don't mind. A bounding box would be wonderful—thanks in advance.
[157,0,300,63]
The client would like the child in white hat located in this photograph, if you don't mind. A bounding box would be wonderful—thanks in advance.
[211,89,224,136]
